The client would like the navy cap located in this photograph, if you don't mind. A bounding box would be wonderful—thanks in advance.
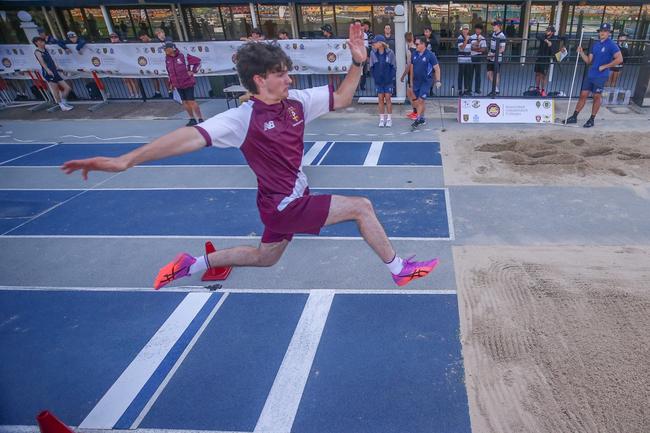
[163,41,175,49]
[321,24,333,33]
[492,20,503,27]
[599,23,612,32]
[372,34,386,44]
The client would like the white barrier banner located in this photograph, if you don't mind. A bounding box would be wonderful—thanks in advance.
[0,40,352,77]
[458,97,555,124]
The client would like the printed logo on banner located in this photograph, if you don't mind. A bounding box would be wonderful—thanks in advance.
[472,100,480,108]
[154,69,159,74]
[91,57,101,67]
[327,52,337,63]
[462,100,470,108]
[543,101,551,109]
[536,115,542,122]
[463,114,469,122]
[536,101,541,108]
[12,49,17,55]
[198,46,203,52]
[473,114,480,122]
[231,53,237,64]
[103,47,108,54]
[300,44,305,50]
[294,65,299,71]
[110,48,114,54]
[58,49,63,55]
[342,66,347,71]
[487,103,500,117]
[2,58,11,68]
[138,56,148,66]
[343,43,347,49]
[205,46,210,52]
[293,43,298,49]
[285,43,291,49]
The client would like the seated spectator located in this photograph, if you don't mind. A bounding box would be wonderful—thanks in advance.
[278,30,289,40]
[241,28,264,42]
[36,27,59,45]
[138,31,152,43]
[321,24,336,39]
[164,41,204,126]
[58,31,87,53]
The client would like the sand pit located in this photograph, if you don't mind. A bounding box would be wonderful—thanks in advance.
[443,128,650,187]
[453,245,650,433]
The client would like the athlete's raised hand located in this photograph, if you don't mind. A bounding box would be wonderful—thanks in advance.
[347,23,367,64]
[61,156,128,180]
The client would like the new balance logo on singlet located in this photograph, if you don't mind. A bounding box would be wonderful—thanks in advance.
[264,121,275,131]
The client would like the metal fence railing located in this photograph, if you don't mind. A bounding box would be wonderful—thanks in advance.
[0,38,647,105]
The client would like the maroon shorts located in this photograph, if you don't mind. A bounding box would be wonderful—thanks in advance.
[261,194,332,243]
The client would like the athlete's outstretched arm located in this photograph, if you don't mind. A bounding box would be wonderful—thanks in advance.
[333,23,367,110]
[62,126,206,180]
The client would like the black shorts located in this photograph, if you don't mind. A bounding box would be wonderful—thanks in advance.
[177,86,195,101]
[534,60,550,74]
[43,71,64,83]
[486,62,500,72]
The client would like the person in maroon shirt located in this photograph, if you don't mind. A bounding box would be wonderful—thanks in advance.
[61,24,439,288]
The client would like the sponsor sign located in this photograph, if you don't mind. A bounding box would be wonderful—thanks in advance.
[0,40,352,78]
[458,97,555,124]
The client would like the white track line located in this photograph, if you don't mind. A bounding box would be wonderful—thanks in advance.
[79,292,213,429]
[0,234,452,241]
[363,141,383,166]
[0,426,248,433]
[0,186,446,191]
[444,188,456,241]
[301,141,327,166]
[0,143,60,166]
[0,286,457,295]
[254,290,334,433]
[315,141,335,166]
[131,293,230,428]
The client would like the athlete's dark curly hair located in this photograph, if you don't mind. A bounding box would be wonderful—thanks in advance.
[235,42,293,94]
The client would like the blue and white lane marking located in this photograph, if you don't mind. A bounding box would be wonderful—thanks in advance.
[254,291,335,433]
[79,292,222,429]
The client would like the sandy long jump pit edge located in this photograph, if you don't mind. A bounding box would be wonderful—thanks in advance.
[453,245,650,433]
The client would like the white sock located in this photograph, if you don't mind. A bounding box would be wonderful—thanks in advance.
[385,255,403,275]
[380,114,386,121]
[189,255,209,275]
[386,114,392,120]
[61,98,68,104]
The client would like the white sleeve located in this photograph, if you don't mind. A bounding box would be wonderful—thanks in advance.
[194,103,252,148]
[288,85,333,124]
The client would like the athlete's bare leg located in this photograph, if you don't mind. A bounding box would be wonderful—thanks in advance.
[324,195,395,263]
[207,239,289,268]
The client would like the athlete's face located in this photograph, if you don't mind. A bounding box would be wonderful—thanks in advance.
[257,68,292,100]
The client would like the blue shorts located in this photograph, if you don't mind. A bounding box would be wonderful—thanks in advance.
[581,76,607,94]
[413,79,433,99]
[375,86,393,94]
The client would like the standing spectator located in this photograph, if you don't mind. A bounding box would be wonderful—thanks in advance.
[469,23,487,95]
[487,21,506,95]
[410,35,441,129]
[362,20,374,43]
[321,24,340,89]
[457,24,472,96]
[32,36,74,111]
[87,13,99,40]
[370,35,396,127]
[278,30,290,40]
[563,23,622,128]
[423,26,439,56]
[138,32,163,98]
[606,32,629,87]
[400,32,418,119]
[383,24,396,52]
[505,20,516,38]
[164,41,204,126]
[534,25,562,96]
[119,21,128,39]
[110,32,140,99]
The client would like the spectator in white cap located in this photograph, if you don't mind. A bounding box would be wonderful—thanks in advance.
[457,23,472,96]
[57,31,87,53]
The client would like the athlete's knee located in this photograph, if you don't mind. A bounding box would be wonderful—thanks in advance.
[354,197,374,218]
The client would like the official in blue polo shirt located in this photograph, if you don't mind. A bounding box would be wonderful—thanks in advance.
[409,35,441,129]
[564,23,622,128]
